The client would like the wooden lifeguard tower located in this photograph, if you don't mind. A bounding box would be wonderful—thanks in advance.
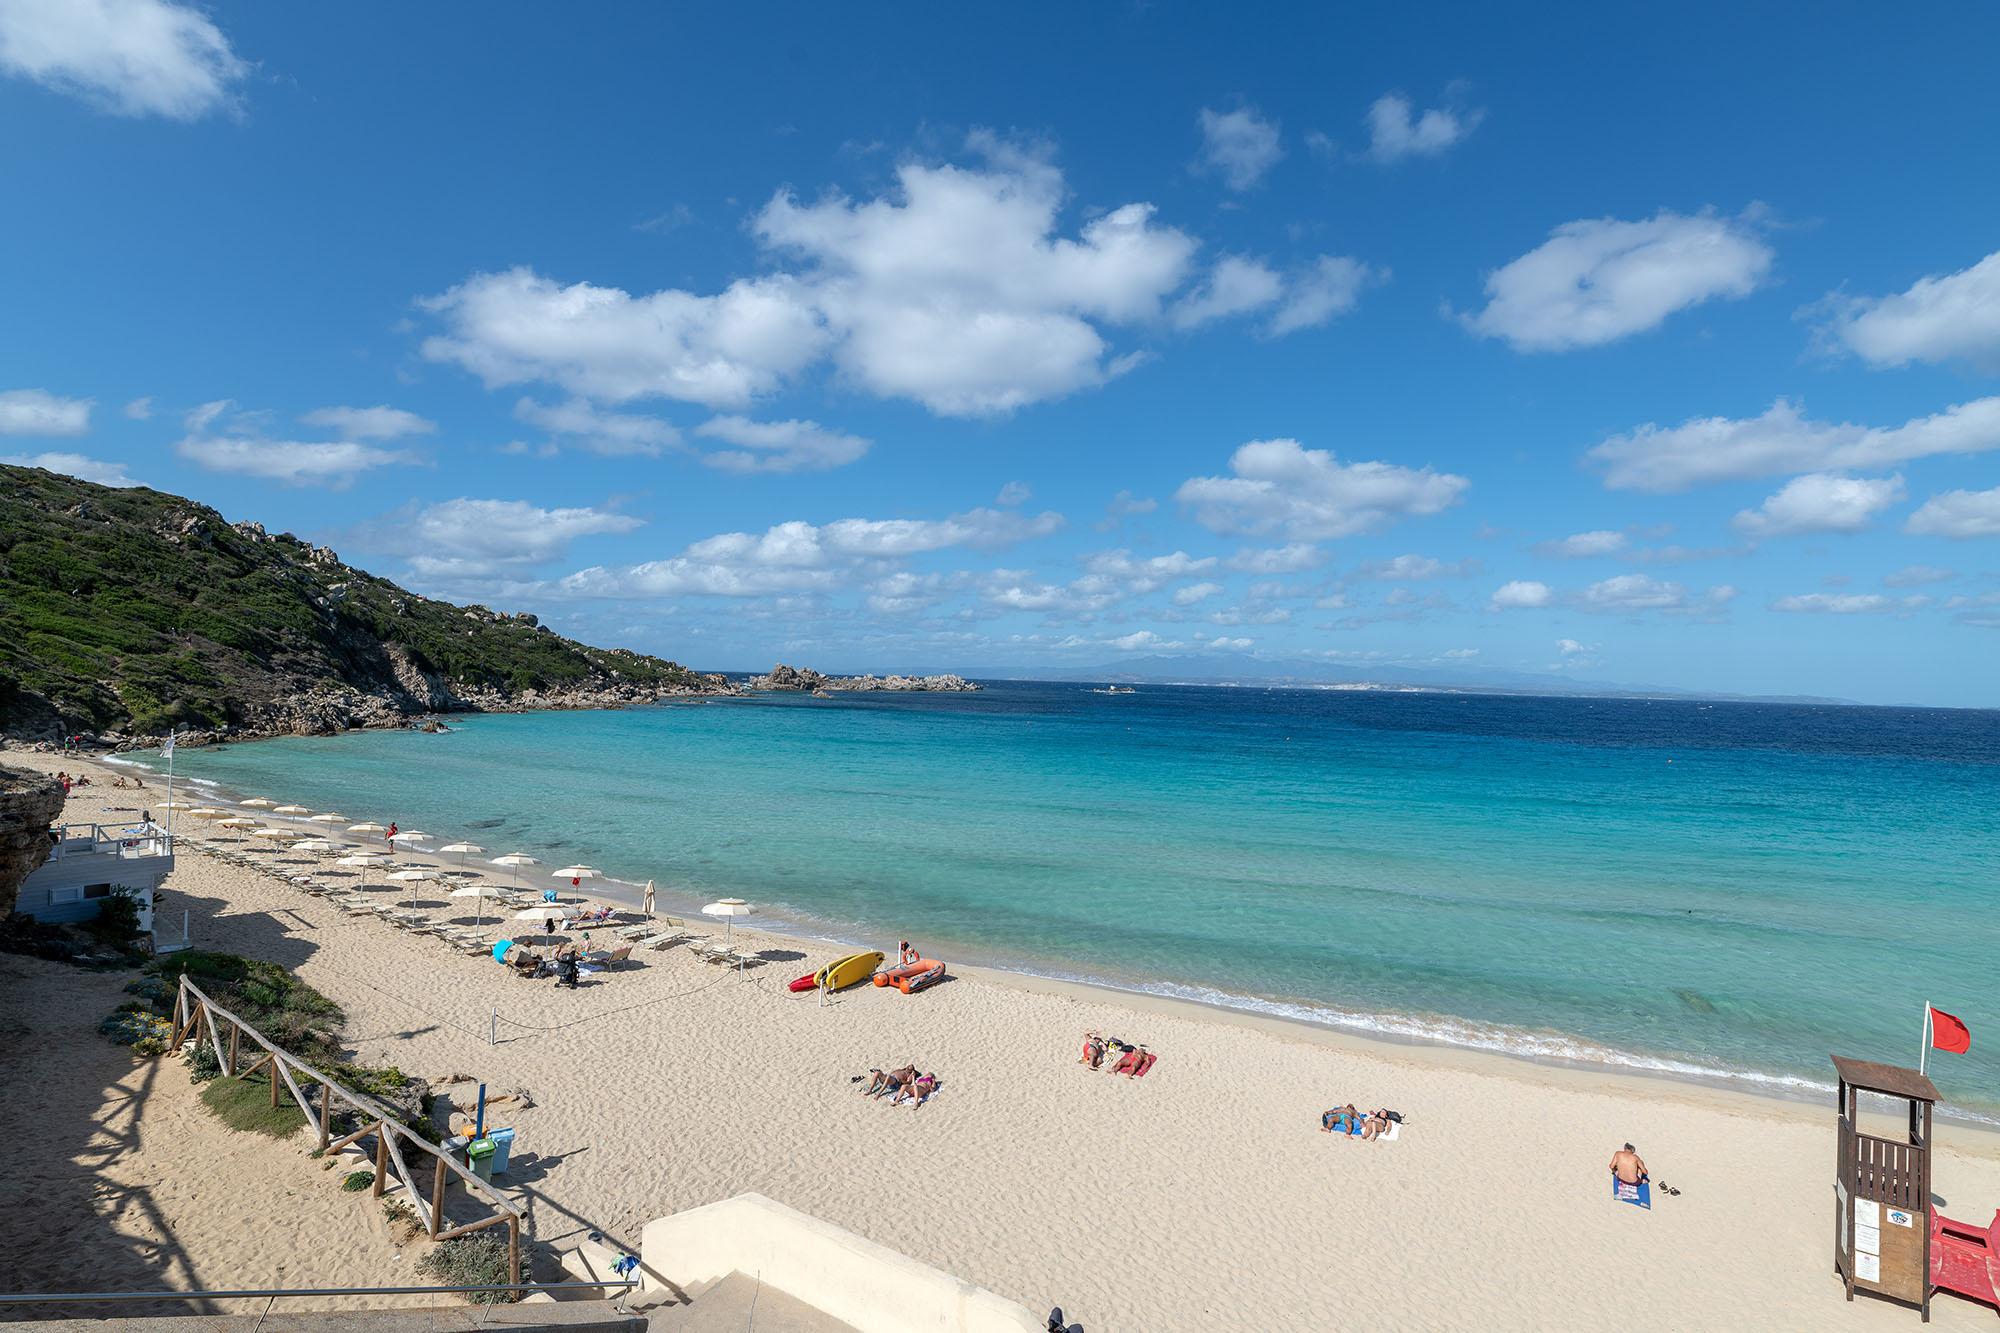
[1833,1054,1939,1320]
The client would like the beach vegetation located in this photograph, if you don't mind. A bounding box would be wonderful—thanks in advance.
[184,1040,221,1083]
[341,1168,376,1192]
[382,1199,424,1243]
[147,950,345,1066]
[200,1071,308,1138]
[98,1004,172,1054]
[419,1235,514,1303]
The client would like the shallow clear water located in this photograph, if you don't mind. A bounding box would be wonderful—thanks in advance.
[136,684,2000,1112]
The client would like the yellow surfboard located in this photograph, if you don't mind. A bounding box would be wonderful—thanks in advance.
[817,950,884,992]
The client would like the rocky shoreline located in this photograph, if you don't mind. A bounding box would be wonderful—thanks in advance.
[744,663,980,693]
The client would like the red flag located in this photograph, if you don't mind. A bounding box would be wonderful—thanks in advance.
[1931,1006,1972,1054]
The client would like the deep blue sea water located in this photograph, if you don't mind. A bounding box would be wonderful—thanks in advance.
[132,684,2000,1113]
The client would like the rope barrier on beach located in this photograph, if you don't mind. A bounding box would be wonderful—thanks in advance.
[342,959,750,1046]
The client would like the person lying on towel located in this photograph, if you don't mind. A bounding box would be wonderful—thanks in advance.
[1322,1104,1361,1134]
[868,1065,917,1099]
[1079,1032,1106,1069]
[1112,1045,1157,1077]
[892,1072,938,1108]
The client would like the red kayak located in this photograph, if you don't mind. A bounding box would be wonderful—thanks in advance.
[787,972,818,993]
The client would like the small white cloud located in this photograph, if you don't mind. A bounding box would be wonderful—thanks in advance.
[1170,581,1223,606]
[364,498,643,580]
[1882,565,1955,588]
[176,436,413,488]
[515,397,680,457]
[692,416,871,474]
[300,405,438,441]
[1813,248,2000,372]
[1177,438,1468,541]
[1225,543,1324,573]
[1770,593,1896,614]
[1195,105,1283,190]
[1590,396,2000,492]
[1171,256,1284,330]
[1095,489,1158,530]
[1539,529,1627,558]
[1460,210,1771,352]
[1365,91,1483,162]
[1556,638,1595,656]
[1268,256,1384,337]
[1906,486,2000,538]
[0,0,247,121]
[122,396,153,420]
[1489,580,1552,610]
[0,388,91,436]
[995,480,1032,506]
[1580,574,1685,611]
[1732,473,1905,537]
[0,450,137,487]
[1357,554,1477,580]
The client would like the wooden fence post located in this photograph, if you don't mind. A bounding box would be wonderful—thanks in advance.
[373,1128,388,1198]
[227,1022,239,1078]
[508,1214,521,1291]
[269,1056,280,1108]
[431,1156,447,1237]
[318,1082,332,1152]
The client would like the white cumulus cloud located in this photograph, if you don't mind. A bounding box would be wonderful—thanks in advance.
[174,399,417,488]
[1172,256,1284,330]
[1814,248,2000,372]
[1589,396,2000,492]
[1906,486,2000,538]
[299,405,438,441]
[1459,210,1771,352]
[1770,593,1897,614]
[1177,438,1467,541]
[0,0,246,120]
[0,387,90,436]
[1365,92,1482,162]
[692,416,870,474]
[1732,473,1905,537]
[365,499,643,579]
[1540,529,1627,558]
[1489,580,1552,610]
[515,397,680,457]
[1195,106,1283,190]
[0,450,136,486]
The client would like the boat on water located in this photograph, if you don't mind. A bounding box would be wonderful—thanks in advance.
[1088,685,1138,695]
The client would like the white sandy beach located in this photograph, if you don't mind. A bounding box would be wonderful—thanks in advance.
[8,748,2000,1331]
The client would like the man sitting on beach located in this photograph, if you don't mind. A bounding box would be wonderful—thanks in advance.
[1609,1143,1648,1185]
[869,1064,917,1099]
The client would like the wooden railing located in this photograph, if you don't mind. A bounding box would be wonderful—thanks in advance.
[1840,1117,1923,1211]
[167,976,521,1284]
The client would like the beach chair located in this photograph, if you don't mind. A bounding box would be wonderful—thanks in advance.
[1930,1207,2000,1308]
[641,929,696,951]
[581,944,634,971]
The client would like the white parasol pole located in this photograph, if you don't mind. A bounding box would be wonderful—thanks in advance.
[1921,1000,1932,1079]
[162,729,175,845]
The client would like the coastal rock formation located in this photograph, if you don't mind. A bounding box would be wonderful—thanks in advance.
[0,765,65,918]
[0,464,731,746]
[746,664,980,693]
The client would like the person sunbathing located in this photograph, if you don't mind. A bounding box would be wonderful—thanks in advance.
[1112,1045,1156,1077]
[871,1064,917,1098]
[1361,1108,1393,1141]
[1321,1104,1361,1135]
[1079,1032,1106,1069]
[858,1068,888,1095]
[1609,1143,1648,1186]
[893,1072,938,1108]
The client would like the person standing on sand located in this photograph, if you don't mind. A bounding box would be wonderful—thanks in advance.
[385,821,397,845]
[1610,1143,1648,1185]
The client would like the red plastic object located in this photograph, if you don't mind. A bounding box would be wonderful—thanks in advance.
[1930,1208,2000,1312]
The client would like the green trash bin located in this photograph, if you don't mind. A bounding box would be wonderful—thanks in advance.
[468,1137,496,1182]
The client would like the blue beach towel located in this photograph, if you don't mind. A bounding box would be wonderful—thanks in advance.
[1612,1177,1651,1209]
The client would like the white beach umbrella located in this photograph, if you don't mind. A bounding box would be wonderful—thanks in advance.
[554,865,601,889]
[239,797,276,809]
[307,812,347,825]
[273,804,311,816]
[347,821,387,835]
[161,800,195,811]
[391,830,432,842]
[491,853,539,889]
[189,807,227,819]
[450,882,504,928]
[438,841,484,867]
[252,826,301,840]
[215,816,259,838]
[387,867,436,908]
[510,903,568,939]
[336,852,387,890]
[701,897,754,944]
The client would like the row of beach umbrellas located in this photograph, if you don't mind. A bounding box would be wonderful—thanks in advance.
[166,793,756,939]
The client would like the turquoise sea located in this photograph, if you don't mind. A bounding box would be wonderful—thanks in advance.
[131,684,2000,1115]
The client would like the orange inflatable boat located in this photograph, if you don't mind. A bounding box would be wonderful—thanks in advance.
[874,941,946,994]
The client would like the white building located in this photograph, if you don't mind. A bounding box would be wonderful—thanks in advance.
[16,820,171,938]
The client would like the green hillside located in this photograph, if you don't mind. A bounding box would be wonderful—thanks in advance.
[0,464,718,739]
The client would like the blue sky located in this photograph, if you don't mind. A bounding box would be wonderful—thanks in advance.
[4,3,1999,706]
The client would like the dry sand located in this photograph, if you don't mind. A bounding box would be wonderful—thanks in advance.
[8,750,2000,1331]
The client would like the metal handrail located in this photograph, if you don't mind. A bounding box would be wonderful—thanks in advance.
[0,1280,637,1305]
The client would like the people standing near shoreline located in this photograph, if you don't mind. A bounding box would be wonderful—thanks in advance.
[385,821,398,845]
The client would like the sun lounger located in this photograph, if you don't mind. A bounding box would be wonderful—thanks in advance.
[639,929,696,950]
[580,944,634,971]
[692,942,756,967]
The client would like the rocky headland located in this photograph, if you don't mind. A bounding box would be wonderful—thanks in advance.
[745,664,980,693]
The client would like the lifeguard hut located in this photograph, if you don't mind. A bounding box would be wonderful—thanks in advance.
[1833,1054,1937,1320]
